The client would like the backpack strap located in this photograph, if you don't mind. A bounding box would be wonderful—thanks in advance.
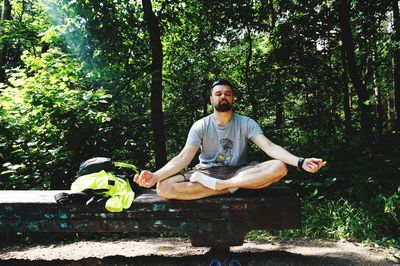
[54,190,111,208]
[54,192,91,205]
[86,194,108,207]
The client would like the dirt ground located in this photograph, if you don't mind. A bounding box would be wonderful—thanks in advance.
[0,237,399,265]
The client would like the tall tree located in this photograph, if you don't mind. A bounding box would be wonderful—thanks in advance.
[244,24,259,120]
[340,42,352,139]
[337,0,373,142]
[0,0,12,83]
[393,0,400,131]
[142,0,167,168]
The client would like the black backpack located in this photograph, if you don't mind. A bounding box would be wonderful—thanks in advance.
[55,157,140,207]
[76,157,138,180]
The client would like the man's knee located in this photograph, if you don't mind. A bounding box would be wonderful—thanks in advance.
[274,160,288,177]
[265,160,288,182]
[156,179,175,199]
[156,175,184,199]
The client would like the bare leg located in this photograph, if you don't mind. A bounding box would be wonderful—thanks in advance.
[157,160,287,200]
[214,160,288,191]
[156,174,230,200]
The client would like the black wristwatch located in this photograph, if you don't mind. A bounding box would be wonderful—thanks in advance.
[297,157,305,171]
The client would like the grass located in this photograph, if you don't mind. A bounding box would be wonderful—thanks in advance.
[247,197,400,249]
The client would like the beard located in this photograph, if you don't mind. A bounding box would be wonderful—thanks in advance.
[214,101,232,112]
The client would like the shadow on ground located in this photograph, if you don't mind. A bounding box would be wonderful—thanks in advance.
[0,250,396,266]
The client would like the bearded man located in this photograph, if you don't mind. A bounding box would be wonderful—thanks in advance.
[134,79,326,200]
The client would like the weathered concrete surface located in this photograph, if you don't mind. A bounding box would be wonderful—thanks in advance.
[0,188,300,247]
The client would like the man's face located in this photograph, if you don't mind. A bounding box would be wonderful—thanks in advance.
[210,85,234,112]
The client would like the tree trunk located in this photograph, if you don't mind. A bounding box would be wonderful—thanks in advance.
[275,98,284,134]
[374,71,383,136]
[244,25,258,120]
[392,0,400,131]
[375,86,383,135]
[387,92,393,127]
[339,21,352,139]
[142,0,167,168]
[0,0,12,83]
[264,0,283,131]
[266,0,276,30]
[274,76,284,139]
[337,0,373,142]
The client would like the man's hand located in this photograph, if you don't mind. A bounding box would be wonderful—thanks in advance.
[134,170,158,188]
[302,158,327,173]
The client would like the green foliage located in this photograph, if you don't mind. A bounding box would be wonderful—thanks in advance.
[248,196,399,248]
[0,0,51,68]
[381,187,400,223]
[0,0,399,248]
[301,199,380,242]
[0,48,111,189]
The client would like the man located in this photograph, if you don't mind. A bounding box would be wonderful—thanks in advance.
[134,79,326,200]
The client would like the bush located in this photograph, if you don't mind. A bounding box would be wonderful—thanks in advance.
[248,196,399,248]
[0,48,112,189]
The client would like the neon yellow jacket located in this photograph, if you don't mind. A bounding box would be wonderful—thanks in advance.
[71,170,135,212]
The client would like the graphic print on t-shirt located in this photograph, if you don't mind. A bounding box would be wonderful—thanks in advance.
[215,138,233,165]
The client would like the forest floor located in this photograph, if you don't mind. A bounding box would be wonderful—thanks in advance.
[0,237,399,265]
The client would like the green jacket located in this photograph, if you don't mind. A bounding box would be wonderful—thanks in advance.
[71,170,135,212]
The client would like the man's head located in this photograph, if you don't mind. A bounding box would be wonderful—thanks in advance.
[210,79,234,112]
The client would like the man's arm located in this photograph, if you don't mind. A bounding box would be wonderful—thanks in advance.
[253,134,326,173]
[153,144,199,181]
[134,144,199,187]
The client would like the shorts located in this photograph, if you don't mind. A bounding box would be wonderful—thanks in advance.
[182,161,259,181]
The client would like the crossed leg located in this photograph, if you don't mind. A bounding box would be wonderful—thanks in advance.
[156,160,288,200]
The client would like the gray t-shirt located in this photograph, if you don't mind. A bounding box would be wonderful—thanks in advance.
[186,113,263,168]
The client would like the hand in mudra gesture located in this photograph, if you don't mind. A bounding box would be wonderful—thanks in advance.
[134,170,158,188]
[302,158,327,173]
